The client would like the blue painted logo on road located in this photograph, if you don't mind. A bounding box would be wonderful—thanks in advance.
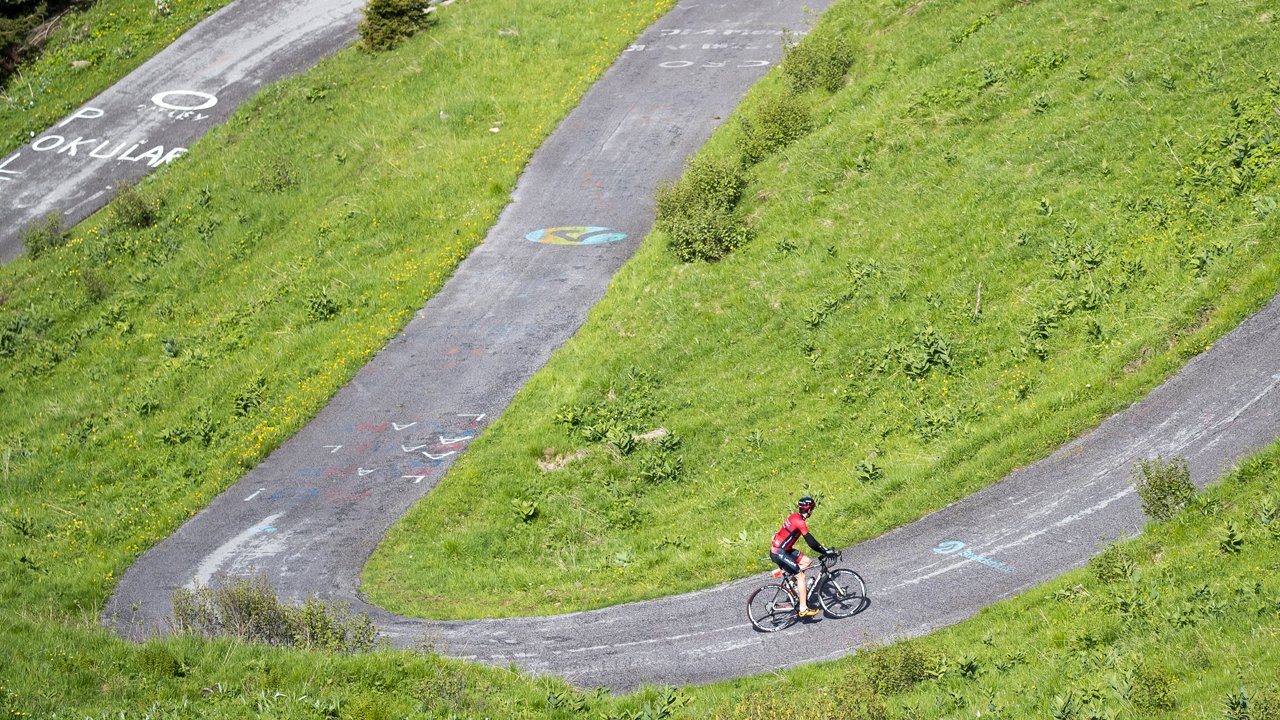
[526,226,627,246]
[933,540,966,555]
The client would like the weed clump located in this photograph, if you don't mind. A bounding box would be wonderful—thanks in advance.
[1088,542,1134,583]
[781,28,854,94]
[1128,663,1177,713]
[359,0,437,51]
[21,212,68,259]
[305,287,342,322]
[172,572,379,652]
[108,184,160,230]
[655,155,749,262]
[137,644,183,678]
[736,91,813,164]
[1133,455,1196,522]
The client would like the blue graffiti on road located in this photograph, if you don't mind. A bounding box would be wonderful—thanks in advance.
[932,540,1014,574]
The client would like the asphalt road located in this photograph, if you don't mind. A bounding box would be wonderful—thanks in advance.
[0,0,373,262]
[102,0,1280,693]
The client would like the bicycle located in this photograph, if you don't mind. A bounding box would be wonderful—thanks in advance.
[746,550,867,632]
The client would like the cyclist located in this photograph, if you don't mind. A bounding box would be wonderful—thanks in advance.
[770,495,833,618]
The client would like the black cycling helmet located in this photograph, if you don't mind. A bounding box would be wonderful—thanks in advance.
[798,496,816,513]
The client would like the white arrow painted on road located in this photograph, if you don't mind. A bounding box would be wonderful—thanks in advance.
[459,413,486,422]
[324,445,343,454]
[424,451,456,460]
[439,434,474,445]
[402,443,429,452]
[402,475,428,484]
[393,422,418,431]
[358,468,376,476]
[243,488,264,502]
[0,153,21,181]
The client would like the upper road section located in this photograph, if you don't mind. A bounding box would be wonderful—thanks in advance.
[0,0,368,261]
[101,0,1280,691]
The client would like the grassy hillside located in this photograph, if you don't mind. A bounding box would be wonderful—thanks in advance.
[8,445,1277,718]
[366,0,1280,619]
[1,0,1277,715]
[0,0,234,157]
[0,0,672,714]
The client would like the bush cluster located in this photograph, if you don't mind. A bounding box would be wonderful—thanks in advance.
[1133,455,1196,522]
[781,29,854,93]
[20,211,67,258]
[358,0,437,51]
[108,183,160,230]
[736,91,813,165]
[654,155,749,262]
[172,572,379,653]
[655,19,850,263]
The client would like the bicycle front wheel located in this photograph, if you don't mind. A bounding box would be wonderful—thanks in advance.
[747,582,798,632]
[818,568,867,618]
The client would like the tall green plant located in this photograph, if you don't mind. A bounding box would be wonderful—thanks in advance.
[358,0,436,51]
[1133,455,1196,521]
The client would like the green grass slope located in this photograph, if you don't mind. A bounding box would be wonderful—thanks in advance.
[1,0,235,158]
[1,0,1277,716]
[0,0,671,714]
[366,0,1280,618]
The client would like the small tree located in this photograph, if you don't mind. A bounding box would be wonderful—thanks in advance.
[1132,455,1195,521]
[359,0,436,52]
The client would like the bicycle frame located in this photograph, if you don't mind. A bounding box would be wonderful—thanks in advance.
[773,552,839,602]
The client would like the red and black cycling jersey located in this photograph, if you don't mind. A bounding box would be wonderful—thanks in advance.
[771,512,824,554]
[771,512,808,552]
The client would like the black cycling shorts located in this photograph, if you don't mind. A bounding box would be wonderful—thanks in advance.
[771,548,804,575]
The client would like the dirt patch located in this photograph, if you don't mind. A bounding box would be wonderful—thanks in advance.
[538,448,589,472]
[905,0,927,16]
[633,427,669,443]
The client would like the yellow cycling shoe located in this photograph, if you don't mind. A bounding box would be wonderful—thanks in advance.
[797,607,821,618]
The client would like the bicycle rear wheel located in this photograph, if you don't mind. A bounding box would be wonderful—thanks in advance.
[747,582,798,632]
[818,568,867,618]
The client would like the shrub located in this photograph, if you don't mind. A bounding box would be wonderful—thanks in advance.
[173,572,379,652]
[638,449,682,485]
[655,155,750,262]
[359,0,436,51]
[1129,664,1177,713]
[109,184,160,230]
[306,287,342,321]
[21,212,68,258]
[782,28,855,93]
[737,91,813,164]
[1088,542,1134,583]
[511,497,538,523]
[859,641,933,695]
[1132,455,1196,521]
[660,205,750,263]
[137,644,183,678]
[81,269,112,303]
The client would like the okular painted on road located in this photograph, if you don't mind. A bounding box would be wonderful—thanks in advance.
[0,89,216,182]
